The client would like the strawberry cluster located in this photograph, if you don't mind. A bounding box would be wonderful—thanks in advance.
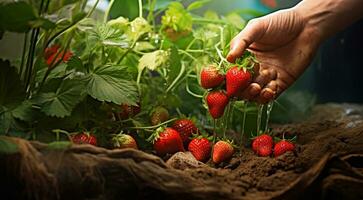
[252,134,295,157]
[201,65,252,119]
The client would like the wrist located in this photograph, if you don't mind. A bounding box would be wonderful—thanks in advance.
[294,0,363,42]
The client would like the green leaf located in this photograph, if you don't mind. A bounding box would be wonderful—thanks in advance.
[34,78,86,117]
[0,137,18,154]
[29,18,56,30]
[224,13,246,30]
[0,2,37,33]
[138,50,168,71]
[0,59,25,109]
[161,2,192,32]
[12,100,34,122]
[72,12,87,23]
[167,46,181,84]
[48,0,81,14]
[107,16,129,31]
[187,0,211,11]
[134,41,155,52]
[128,17,152,40]
[66,56,84,71]
[109,0,138,20]
[85,65,138,105]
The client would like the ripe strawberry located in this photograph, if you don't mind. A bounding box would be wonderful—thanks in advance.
[188,136,211,162]
[274,140,295,157]
[112,133,138,149]
[150,106,169,125]
[212,140,234,164]
[200,66,225,89]
[44,44,72,67]
[71,132,97,146]
[257,145,272,157]
[252,134,273,154]
[206,91,229,119]
[226,66,251,97]
[149,127,185,156]
[172,119,198,145]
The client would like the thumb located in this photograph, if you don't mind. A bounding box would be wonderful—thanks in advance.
[226,18,265,63]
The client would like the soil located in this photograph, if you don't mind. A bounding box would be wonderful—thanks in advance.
[1,103,363,200]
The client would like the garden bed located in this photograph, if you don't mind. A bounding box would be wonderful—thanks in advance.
[1,103,363,200]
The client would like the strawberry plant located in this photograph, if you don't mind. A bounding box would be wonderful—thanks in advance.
[0,0,312,159]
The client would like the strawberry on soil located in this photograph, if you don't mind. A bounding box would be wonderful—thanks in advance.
[212,140,235,164]
[188,135,212,162]
[149,127,185,156]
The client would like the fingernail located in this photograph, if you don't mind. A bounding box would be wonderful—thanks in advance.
[249,86,260,96]
[262,89,274,99]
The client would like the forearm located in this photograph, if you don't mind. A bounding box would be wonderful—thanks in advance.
[295,0,363,41]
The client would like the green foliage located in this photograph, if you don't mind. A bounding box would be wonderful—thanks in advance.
[85,65,138,105]
[34,79,86,117]
[187,0,211,11]
[0,2,37,32]
[0,60,26,133]
[138,50,168,71]
[161,2,193,32]
[48,0,81,14]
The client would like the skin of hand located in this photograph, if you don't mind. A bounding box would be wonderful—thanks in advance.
[227,0,363,104]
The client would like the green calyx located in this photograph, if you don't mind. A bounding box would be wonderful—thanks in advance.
[146,126,166,144]
[230,51,258,72]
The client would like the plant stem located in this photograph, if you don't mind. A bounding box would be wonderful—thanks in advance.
[138,0,143,18]
[240,101,248,149]
[136,68,143,93]
[117,38,138,64]
[19,32,28,80]
[45,0,99,50]
[128,118,177,129]
[185,77,203,98]
[178,49,197,61]
[166,62,185,93]
[192,18,228,25]
[104,0,115,22]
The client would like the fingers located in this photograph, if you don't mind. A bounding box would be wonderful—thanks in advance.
[240,65,281,103]
[226,19,266,63]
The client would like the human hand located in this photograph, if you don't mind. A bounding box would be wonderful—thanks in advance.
[227,8,321,103]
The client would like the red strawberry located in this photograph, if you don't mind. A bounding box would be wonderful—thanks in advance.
[112,133,138,149]
[226,66,251,97]
[188,136,211,162]
[200,66,225,89]
[150,106,169,125]
[172,119,198,145]
[44,44,72,67]
[149,127,185,156]
[257,145,272,157]
[212,140,234,164]
[71,132,97,146]
[252,134,273,154]
[274,140,295,157]
[206,91,229,119]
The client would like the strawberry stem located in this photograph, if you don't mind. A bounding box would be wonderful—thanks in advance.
[213,118,217,143]
[127,118,177,130]
[256,104,264,135]
[240,101,248,150]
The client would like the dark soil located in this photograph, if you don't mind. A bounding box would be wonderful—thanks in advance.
[1,103,363,200]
